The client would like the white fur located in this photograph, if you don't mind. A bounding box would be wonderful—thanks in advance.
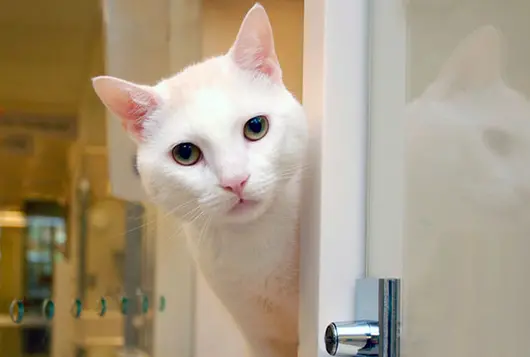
[92,4,307,357]
[139,56,306,357]
[404,27,530,357]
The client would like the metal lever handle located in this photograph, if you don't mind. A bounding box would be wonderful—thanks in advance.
[324,278,400,357]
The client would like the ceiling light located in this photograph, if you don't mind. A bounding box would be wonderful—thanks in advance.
[0,210,26,228]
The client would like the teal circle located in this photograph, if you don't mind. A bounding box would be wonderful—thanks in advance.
[70,299,82,318]
[42,299,55,320]
[98,297,107,317]
[9,299,24,324]
[159,296,166,312]
[120,296,129,315]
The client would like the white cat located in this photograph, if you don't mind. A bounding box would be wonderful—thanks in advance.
[404,26,530,357]
[92,4,307,357]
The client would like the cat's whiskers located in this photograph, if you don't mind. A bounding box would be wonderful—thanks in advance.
[102,197,196,246]
[168,197,198,212]
[164,198,201,221]
[277,165,307,178]
[198,193,222,206]
[195,216,212,248]
[204,201,233,214]
[166,206,206,239]
[165,219,195,241]
[181,205,203,222]
[253,174,288,190]
[199,193,237,213]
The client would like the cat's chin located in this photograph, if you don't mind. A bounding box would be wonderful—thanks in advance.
[221,198,269,224]
[228,199,260,214]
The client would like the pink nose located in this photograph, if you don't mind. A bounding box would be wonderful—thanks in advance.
[220,175,249,197]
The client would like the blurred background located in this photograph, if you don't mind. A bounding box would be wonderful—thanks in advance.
[0,0,303,356]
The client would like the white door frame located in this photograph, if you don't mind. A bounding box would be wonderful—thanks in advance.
[299,1,370,357]
[365,1,406,278]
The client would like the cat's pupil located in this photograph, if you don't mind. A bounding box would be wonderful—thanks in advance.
[248,117,263,133]
[178,144,193,160]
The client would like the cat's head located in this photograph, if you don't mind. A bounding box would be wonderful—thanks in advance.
[410,26,530,121]
[92,4,307,225]
[406,26,530,213]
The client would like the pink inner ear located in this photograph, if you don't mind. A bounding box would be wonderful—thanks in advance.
[232,45,281,82]
[230,4,282,83]
[121,92,158,139]
[256,57,275,78]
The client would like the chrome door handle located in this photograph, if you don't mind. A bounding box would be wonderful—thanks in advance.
[324,278,400,357]
[325,320,379,356]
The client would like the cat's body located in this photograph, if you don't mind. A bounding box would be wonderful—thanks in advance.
[187,190,299,357]
[404,27,530,357]
[92,4,306,357]
[185,170,301,357]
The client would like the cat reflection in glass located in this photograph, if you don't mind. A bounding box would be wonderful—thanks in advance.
[92,4,307,357]
[405,26,530,357]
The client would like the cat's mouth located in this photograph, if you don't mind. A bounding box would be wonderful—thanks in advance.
[228,198,259,214]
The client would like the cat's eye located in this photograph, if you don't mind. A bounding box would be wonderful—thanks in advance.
[244,115,269,141]
[171,143,202,166]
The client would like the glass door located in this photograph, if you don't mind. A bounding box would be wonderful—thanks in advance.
[367,1,530,356]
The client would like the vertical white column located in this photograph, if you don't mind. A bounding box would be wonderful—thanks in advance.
[300,1,369,357]
[102,1,201,356]
[103,0,170,202]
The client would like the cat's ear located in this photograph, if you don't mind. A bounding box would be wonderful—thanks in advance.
[228,3,282,83]
[92,76,161,142]
[423,26,503,100]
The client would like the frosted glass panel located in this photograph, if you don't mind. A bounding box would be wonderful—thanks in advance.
[371,1,530,356]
